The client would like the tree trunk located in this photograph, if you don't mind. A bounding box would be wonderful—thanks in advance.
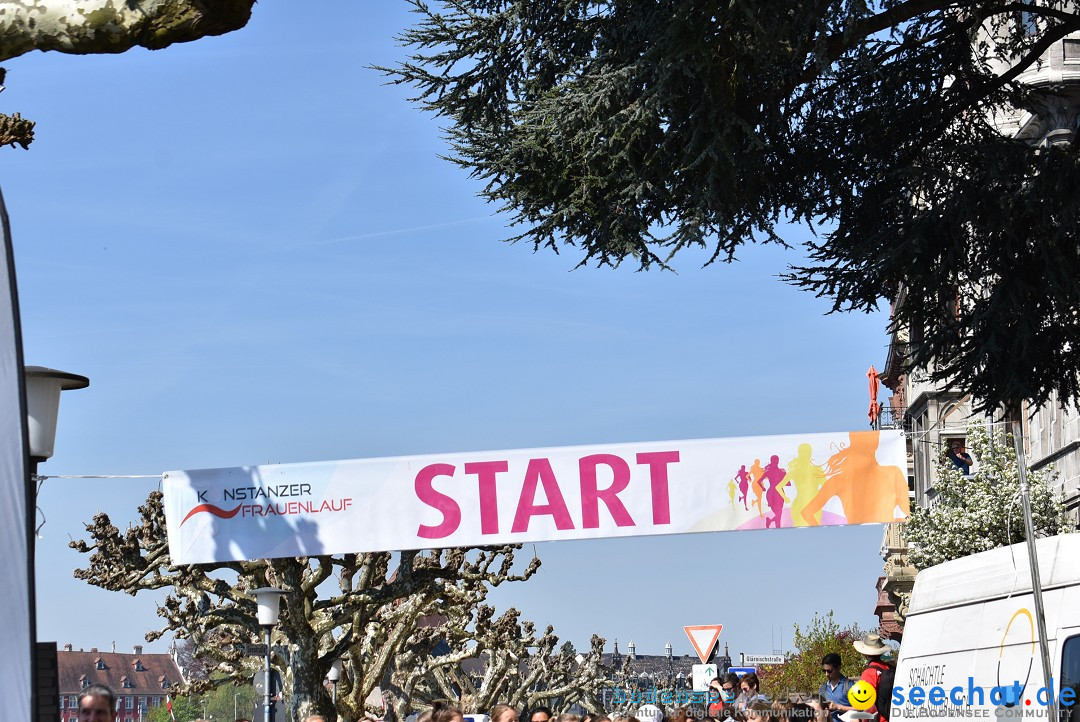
[0,0,256,61]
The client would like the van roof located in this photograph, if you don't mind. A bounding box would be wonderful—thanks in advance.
[907,533,1080,616]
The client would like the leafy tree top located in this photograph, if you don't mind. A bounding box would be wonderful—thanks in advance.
[385,0,1080,411]
[759,611,866,700]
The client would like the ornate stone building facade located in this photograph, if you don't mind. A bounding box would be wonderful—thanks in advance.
[874,26,1080,635]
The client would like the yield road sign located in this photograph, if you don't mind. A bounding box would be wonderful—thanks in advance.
[683,624,724,664]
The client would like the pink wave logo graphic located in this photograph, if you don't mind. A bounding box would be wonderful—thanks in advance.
[181,503,243,526]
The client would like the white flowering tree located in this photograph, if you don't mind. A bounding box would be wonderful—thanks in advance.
[906,424,1070,569]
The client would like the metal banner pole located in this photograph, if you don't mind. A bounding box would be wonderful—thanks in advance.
[1012,422,1057,722]
[264,629,274,722]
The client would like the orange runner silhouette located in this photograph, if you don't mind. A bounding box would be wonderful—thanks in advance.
[800,431,909,525]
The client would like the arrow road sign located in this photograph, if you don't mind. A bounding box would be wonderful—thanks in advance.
[691,664,718,692]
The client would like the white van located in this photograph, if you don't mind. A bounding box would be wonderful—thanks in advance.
[892,534,1080,722]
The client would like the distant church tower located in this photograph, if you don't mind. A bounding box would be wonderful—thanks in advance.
[717,642,732,673]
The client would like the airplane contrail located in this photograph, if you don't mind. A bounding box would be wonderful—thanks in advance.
[289,214,499,250]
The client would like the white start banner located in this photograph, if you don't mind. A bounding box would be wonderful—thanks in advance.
[162,429,909,564]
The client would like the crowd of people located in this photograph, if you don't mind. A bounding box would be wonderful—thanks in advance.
[72,634,894,722]
[661,632,893,722]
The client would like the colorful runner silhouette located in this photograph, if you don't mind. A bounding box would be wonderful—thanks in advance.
[783,443,827,527]
[734,464,751,510]
[750,458,765,517]
[801,431,909,525]
[759,454,790,528]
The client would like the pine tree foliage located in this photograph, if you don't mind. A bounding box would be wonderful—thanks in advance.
[385,0,1080,411]
[905,425,1071,569]
[71,490,602,721]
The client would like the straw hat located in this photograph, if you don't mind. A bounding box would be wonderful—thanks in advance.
[853,632,890,656]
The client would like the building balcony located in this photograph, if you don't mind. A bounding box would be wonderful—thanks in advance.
[877,405,910,431]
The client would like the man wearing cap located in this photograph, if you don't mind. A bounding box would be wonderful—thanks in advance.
[854,633,893,722]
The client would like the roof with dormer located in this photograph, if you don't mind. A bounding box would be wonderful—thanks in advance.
[58,648,184,695]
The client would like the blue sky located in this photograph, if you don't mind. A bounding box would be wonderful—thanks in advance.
[7,3,891,664]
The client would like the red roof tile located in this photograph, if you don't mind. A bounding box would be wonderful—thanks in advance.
[58,649,184,696]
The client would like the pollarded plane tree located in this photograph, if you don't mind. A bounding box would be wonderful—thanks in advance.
[71,490,543,721]
[382,600,609,719]
[0,0,257,149]
[386,0,1080,413]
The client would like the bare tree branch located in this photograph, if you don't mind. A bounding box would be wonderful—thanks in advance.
[70,490,587,721]
[0,0,256,62]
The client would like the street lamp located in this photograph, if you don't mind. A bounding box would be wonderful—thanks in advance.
[25,365,90,470]
[23,365,88,722]
[253,587,287,722]
[327,658,342,705]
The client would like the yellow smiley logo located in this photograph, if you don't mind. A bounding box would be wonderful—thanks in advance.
[848,680,877,710]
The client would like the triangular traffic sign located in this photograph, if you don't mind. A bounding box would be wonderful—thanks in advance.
[684,624,724,664]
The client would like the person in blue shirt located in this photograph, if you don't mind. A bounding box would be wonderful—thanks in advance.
[819,653,855,722]
[947,441,973,475]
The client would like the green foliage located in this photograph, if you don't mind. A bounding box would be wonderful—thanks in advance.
[142,687,258,722]
[758,612,865,699]
[386,0,1080,411]
[202,683,260,721]
[146,695,199,722]
[906,424,1071,569]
